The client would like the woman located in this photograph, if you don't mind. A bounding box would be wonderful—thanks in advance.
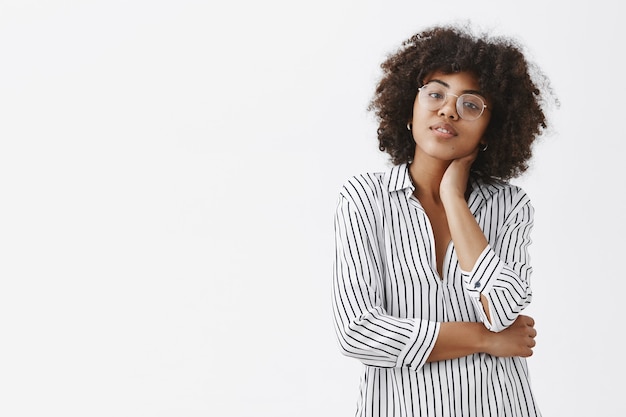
[332,24,554,417]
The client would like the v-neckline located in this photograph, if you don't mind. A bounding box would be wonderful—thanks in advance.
[408,193,453,280]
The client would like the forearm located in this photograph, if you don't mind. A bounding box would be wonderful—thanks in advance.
[442,193,491,321]
[442,193,488,270]
[427,315,537,362]
[426,321,488,362]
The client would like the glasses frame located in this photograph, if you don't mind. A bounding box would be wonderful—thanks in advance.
[418,84,488,121]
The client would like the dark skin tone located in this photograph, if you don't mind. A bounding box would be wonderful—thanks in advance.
[407,71,537,361]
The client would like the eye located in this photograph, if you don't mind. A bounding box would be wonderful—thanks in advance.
[421,85,446,100]
[428,91,445,100]
[461,95,484,111]
[462,100,480,110]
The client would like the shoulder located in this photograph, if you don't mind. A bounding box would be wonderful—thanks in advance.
[336,172,386,221]
[338,172,385,201]
[335,164,406,219]
[338,163,410,202]
[470,177,533,218]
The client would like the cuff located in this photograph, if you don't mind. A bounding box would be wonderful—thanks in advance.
[460,245,503,298]
[396,319,440,370]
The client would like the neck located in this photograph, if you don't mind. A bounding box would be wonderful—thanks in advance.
[408,158,450,203]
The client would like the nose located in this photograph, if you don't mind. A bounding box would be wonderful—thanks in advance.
[438,95,459,120]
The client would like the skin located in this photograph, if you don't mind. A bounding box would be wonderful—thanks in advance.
[407,71,537,361]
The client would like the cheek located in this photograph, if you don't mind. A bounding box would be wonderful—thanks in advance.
[467,119,490,141]
[479,115,492,133]
[411,104,429,124]
[410,97,421,118]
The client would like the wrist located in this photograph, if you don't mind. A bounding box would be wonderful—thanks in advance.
[477,325,492,354]
[440,189,466,209]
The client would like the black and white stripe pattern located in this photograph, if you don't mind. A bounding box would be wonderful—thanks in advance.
[332,163,540,417]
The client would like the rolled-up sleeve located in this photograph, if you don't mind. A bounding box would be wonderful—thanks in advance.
[332,192,440,369]
[461,195,534,332]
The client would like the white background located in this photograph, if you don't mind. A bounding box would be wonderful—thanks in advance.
[0,1,623,416]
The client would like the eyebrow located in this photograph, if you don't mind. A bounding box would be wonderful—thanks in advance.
[428,79,486,97]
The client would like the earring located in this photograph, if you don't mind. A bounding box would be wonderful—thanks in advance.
[407,123,412,131]
[479,143,489,152]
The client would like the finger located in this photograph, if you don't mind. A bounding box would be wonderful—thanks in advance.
[520,347,533,358]
[523,316,535,327]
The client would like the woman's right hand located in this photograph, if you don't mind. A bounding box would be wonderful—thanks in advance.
[485,315,537,358]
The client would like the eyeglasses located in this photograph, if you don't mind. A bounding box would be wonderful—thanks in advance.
[417,83,488,121]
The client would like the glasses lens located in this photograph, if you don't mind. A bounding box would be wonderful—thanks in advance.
[418,84,447,111]
[456,94,485,121]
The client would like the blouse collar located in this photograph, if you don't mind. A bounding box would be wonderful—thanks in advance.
[384,163,505,207]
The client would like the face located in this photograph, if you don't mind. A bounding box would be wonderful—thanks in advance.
[409,70,490,163]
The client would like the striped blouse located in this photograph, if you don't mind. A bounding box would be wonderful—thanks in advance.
[332,163,541,417]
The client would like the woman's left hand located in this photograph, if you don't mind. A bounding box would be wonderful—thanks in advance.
[440,148,479,202]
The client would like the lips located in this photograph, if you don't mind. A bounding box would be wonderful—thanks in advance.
[430,122,457,137]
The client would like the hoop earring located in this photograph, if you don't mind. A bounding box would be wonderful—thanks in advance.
[407,123,412,131]
[479,143,489,152]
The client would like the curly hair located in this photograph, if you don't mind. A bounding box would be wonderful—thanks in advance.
[368,24,555,181]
